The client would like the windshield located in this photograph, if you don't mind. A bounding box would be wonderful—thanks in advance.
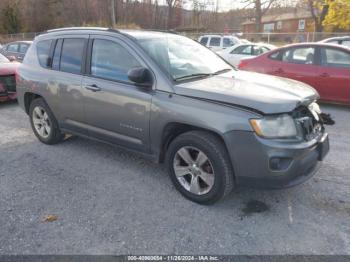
[0,53,9,63]
[137,34,232,81]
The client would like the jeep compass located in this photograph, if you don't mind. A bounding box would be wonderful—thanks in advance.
[17,28,330,204]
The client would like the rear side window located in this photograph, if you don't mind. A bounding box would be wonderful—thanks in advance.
[60,38,85,74]
[7,44,18,52]
[321,48,350,68]
[199,37,208,45]
[52,39,63,70]
[209,37,221,47]
[36,40,52,68]
[90,39,141,82]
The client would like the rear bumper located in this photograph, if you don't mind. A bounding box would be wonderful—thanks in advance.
[223,130,329,189]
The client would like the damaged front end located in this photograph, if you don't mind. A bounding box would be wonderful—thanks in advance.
[0,74,17,102]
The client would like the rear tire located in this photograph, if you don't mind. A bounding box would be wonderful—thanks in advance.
[29,98,64,145]
[165,131,234,205]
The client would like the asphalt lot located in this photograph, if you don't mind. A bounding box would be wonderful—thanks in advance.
[0,101,349,255]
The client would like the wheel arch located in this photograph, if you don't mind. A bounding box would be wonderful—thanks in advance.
[24,92,43,115]
[158,122,230,165]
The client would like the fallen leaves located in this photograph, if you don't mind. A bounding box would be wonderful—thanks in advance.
[42,214,58,223]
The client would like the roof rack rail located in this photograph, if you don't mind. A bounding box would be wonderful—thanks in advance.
[45,27,120,34]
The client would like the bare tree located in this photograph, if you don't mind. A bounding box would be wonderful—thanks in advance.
[307,0,329,32]
[241,0,277,33]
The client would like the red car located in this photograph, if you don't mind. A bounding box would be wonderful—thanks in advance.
[238,43,350,104]
[0,53,19,102]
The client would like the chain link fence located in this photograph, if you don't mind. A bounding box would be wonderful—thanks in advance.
[181,32,350,46]
[0,31,349,46]
[0,32,39,45]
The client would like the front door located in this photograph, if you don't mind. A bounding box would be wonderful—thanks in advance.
[270,46,318,89]
[82,36,153,152]
[315,47,350,103]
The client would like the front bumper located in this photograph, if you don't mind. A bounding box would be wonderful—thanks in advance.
[223,130,329,189]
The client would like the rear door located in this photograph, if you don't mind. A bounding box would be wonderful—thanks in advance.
[81,35,153,152]
[269,46,318,89]
[315,46,350,103]
[49,36,88,135]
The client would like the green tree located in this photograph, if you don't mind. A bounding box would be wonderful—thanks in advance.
[323,0,350,30]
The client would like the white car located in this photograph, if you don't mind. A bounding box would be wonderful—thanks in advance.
[198,35,242,51]
[217,43,276,67]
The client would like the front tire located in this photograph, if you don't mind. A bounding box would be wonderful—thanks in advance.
[29,98,64,145]
[166,131,234,205]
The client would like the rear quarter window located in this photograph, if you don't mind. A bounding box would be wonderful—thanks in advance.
[36,40,52,68]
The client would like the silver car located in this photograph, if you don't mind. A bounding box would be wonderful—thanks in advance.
[17,28,330,204]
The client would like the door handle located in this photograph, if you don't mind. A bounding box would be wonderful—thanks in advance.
[85,84,101,92]
[320,73,329,78]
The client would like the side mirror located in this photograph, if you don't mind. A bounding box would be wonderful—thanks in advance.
[127,67,152,88]
[8,56,16,62]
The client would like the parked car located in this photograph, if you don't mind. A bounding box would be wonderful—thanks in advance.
[17,28,329,204]
[0,53,19,102]
[216,43,276,67]
[0,41,33,62]
[238,43,350,105]
[198,35,241,51]
[319,36,350,48]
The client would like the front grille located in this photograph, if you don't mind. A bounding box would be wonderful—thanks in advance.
[0,75,16,95]
[293,104,323,141]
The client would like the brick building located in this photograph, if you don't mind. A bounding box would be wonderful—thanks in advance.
[242,9,315,34]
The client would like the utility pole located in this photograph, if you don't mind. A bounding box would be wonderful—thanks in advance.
[111,0,116,28]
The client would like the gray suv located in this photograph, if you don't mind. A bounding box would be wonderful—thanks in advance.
[17,28,329,204]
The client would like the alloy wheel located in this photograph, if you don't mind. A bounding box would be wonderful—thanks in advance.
[32,106,51,139]
[173,146,215,195]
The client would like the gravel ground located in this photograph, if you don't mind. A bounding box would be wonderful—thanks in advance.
[0,101,349,255]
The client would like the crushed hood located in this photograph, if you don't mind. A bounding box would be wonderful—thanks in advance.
[174,70,319,114]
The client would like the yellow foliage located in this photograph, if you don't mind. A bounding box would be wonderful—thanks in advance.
[323,0,350,30]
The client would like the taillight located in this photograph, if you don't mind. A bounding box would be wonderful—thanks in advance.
[238,60,248,69]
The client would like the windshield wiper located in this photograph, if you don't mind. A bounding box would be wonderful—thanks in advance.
[213,68,232,75]
[174,73,212,81]
[174,68,232,82]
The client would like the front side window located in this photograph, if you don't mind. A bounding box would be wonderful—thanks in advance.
[342,40,350,47]
[7,44,18,52]
[282,47,315,64]
[19,44,29,54]
[269,50,282,60]
[199,37,208,45]
[36,40,52,68]
[252,46,263,55]
[321,48,350,68]
[91,39,141,82]
[60,38,85,74]
[209,37,221,47]
[223,38,234,48]
[137,34,231,81]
